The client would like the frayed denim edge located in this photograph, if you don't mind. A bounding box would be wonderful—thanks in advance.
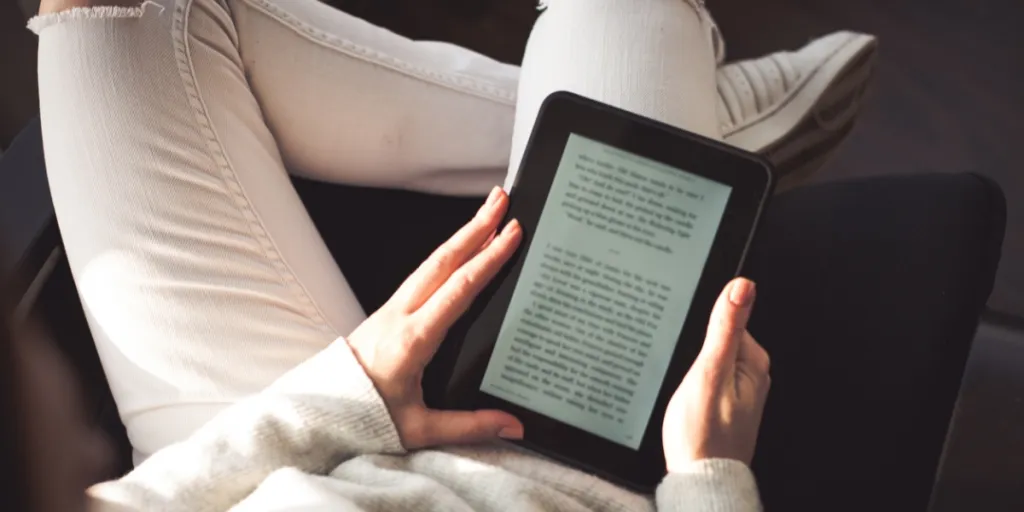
[539,0,709,13]
[27,2,165,34]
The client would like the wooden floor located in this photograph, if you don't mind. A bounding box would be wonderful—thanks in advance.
[331,0,1024,318]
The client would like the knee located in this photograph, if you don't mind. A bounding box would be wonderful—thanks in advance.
[39,0,141,15]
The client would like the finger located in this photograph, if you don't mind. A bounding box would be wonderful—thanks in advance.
[740,333,772,416]
[390,187,508,311]
[413,409,524,448]
[697,278,756,375]
[738,331,771,379]
[735,331,771,404]
[414,219,522,346]
[471,230,498,259]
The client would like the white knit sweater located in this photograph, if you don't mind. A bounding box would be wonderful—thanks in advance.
[89,339,762,511]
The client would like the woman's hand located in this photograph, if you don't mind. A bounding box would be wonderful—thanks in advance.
[662,278,771,470]
[346,187,525,450]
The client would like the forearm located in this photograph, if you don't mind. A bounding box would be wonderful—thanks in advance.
[88,341,404,512]
[656,459,763,512]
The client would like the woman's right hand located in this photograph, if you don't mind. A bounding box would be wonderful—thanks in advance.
[346,186,525,451]
[662,278,771,471]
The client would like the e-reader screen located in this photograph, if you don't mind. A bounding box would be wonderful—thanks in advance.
[478,133,733,450]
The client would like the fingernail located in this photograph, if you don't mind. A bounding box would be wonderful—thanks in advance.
[484,186,502,208]
[729,279,756,307]
[498,424,524,440]
[502,219,521,236]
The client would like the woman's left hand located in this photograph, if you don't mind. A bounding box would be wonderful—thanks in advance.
[346,186,525,450]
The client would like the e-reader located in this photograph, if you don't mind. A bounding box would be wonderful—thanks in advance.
[424,91,773,491]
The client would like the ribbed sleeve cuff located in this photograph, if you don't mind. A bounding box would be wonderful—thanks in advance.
[267,339,405,455]
[656,459,762,512]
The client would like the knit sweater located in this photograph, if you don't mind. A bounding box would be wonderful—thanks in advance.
[89,339,762,511]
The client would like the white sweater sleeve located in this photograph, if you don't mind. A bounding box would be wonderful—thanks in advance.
[655,459,763,512]
[85,335,762,511]
[88,339,404,512]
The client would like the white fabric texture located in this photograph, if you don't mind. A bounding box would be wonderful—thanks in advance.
[85,337,760,511]
[35,0,759,509]
[716,31,855,135]
[507,0,719,188]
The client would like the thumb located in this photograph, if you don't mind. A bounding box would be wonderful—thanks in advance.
[697,278,756,371]
[415,409,524,448]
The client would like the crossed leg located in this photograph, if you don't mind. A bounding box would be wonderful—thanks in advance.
[34,0,719,461]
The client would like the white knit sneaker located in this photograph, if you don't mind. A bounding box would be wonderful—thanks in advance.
[717,31,879,190]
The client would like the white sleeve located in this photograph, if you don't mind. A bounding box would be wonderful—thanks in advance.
[88,340,403,512]
[655,459,763,512]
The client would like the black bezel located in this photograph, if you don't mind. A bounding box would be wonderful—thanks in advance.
[425,91,773,491]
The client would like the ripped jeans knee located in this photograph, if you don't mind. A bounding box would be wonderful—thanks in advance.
[538,0,709,12]
[37,0,149,14]
[535,0,724,66]
[29,0,166,34]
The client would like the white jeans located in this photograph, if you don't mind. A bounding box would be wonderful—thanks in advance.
[33,0,719,461]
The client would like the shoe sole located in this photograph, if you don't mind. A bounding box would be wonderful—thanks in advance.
[724,33,879,192]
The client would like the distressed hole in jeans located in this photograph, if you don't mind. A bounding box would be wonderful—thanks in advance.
[39,0,143,13]
[29,1,161,34]
[538,0,714,14]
